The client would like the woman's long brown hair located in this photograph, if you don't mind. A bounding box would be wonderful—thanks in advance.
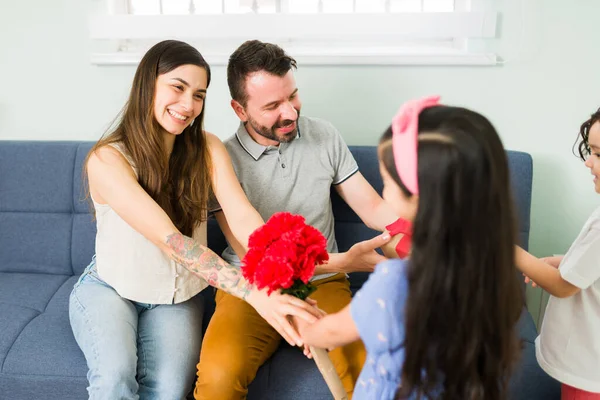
[86,40,212,236]
[380,106,524,400]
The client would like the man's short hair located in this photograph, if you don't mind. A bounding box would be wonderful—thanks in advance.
[227,40,297,106]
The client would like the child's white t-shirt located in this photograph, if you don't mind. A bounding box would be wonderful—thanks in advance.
[536,206,600,392]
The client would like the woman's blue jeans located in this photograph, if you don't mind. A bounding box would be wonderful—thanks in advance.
[69,259,204,399]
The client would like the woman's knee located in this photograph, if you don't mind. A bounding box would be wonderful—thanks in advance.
[87,356,138,399]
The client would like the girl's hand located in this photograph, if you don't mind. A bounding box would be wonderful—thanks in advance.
[293,298,328,358]
[523,256,561,287]
[540,255,563,268]
[298,304,360,350]
[523,273,538,287]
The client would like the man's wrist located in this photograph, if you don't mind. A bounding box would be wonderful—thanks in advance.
[314,253,346,274]
[329,252,348,273]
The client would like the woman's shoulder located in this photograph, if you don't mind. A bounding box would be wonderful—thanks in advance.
[87,143,135,177]
[205,131,226,152]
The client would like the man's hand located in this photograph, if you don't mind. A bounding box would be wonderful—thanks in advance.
[246,289,321,347]
[342,233,391,273]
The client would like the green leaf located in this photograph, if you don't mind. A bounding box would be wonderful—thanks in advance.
[281,279,316,300]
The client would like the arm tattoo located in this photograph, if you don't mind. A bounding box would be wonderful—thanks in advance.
[165,233,253,300]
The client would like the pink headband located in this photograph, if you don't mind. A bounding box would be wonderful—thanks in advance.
[391,95,441,194]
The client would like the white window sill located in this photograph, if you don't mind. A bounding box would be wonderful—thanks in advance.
[88,11,498,66]
[90,51,497,66]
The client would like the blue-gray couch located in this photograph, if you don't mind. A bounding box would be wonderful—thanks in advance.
[0,141,560,399]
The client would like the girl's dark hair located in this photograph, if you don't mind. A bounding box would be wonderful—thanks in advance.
[575,107,600,161]
[380,106,524,400]
[86,40,212,237]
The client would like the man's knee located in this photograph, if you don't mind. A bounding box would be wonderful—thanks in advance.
[194,356,251,400]
[196,351,250,385]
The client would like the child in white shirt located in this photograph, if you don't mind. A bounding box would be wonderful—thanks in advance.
[517,108,600,399]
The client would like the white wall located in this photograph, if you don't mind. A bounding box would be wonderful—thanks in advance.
[2,0,599,323]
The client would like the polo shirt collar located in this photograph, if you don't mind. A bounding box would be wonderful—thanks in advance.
[235,121,301,161]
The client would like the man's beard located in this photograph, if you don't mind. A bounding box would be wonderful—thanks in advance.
[247,111,300,143]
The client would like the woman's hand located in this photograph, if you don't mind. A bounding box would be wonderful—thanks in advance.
[246,289,322,347]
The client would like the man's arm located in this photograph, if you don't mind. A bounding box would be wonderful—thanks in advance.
[214,211,247,260]
[318,234,390,274]
[216,211,390,275]
[329,171,398,272]
[208,133,264,251]
[334,172,397,232]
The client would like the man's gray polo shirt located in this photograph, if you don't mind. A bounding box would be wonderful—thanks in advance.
[214,116,359,281]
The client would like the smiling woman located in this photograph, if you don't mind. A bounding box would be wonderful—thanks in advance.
[154,67,207,136]
[68,39,321,399]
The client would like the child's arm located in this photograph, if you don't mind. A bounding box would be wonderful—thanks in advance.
[380,231,401,258]
[524,255,563,287]
[299,304,360,350]
[380,231,411,259]
[515,246,580,298]
[541,255,564,268]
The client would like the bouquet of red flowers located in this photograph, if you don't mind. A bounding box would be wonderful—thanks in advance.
[242,212,347,400]
[242,212,328,298]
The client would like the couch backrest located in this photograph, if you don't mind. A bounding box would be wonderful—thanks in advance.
[0,141,532,282]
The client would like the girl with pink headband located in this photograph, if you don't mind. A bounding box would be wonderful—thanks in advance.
[300,96,524,399]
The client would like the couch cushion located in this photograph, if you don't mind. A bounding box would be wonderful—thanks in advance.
[73,143,94,215]
[71,143,97,275]
[0,142,96,276]
[0,374,88,400]
[2,276,85,376]
[334,221,380,293]
[509,341,560,400]
[508,151,533,250]
[0,272,69,312]
[0,142,77,213]
[71,213,96,276]
[517,305,538,344]
[0,305,39,368]
[249,345,331,400]
[0,213,73,275]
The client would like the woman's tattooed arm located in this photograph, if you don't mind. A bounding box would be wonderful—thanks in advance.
[165,232,253,300]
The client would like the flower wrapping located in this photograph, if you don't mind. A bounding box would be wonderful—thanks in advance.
[385,217,413,259]
[241,212,347,400]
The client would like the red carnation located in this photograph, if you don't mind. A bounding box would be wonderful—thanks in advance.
[241,212,329,297]
[243,213,347,399]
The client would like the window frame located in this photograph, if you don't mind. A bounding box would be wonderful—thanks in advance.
[89,0,498,66]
